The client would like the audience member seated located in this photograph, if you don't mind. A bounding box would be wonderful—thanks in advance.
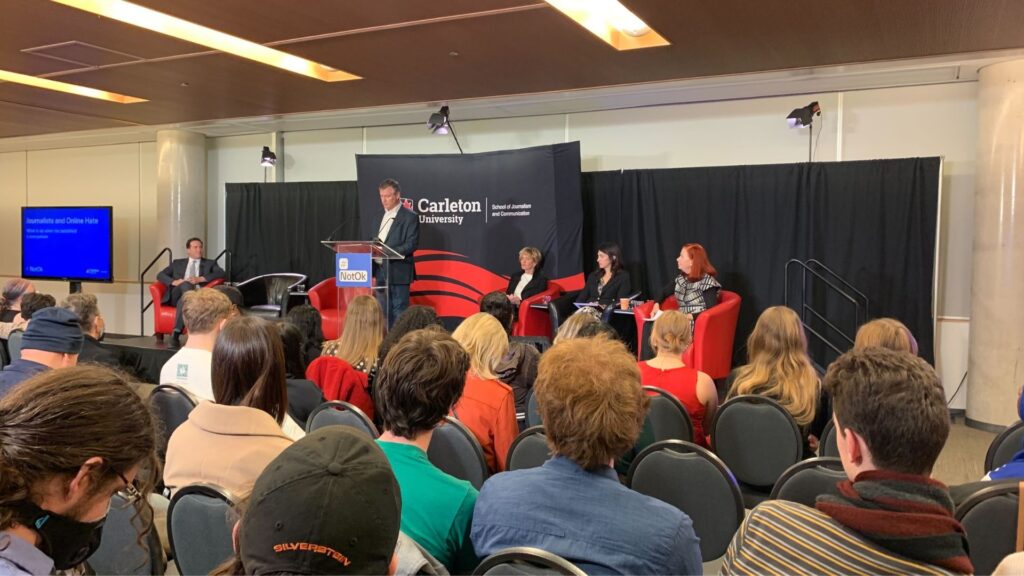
[158,288,233,401]
[452,313,519,474]
[163,316,295,494]
[722,347,972,575]
[213,284,245,314]
[375,327,478,572]
[506,246,548,306]
[0,279,33,338]
[472,335,702,575]
[638,310,717,447]
[552,310,600,344]
[575,320,621,340]
[0,307,82,398]
[286,304,324,367]
[0,365,158,575]
[726,305,821,455]
[575,242,632,308]
[321,295,383,386]
[377,305,444,365]
[653,243,721,318]
[983,383,1024,481]
[480,291,539,417]
[61,293,117,367]
[212,427,415,576]
[276,321,326,429]
[854,317,919,355]
[16,292,55,323]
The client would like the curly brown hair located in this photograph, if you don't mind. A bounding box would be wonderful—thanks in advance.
[535,336,649,469]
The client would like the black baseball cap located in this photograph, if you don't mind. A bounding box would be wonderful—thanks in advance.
[239,427,402,574]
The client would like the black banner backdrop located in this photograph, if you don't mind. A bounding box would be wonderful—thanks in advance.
[225,181,361,284]
[355,142,585,319]
[580,157,939,365]
[226,156,938,364]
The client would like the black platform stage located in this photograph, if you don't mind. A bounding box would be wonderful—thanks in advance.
[104,336,181,384]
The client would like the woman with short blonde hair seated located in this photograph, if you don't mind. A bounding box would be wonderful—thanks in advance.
[322,295,384,380]
[553,310,600,344]
[639,310,717,446]
[726,306,820,455]
[451,313,519,474]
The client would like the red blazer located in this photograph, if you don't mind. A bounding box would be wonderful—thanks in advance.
[305,356,374,421]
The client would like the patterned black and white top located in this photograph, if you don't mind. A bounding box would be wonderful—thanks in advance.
[674,273,721,315]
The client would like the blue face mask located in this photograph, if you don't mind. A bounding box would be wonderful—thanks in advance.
[15,501,105,570]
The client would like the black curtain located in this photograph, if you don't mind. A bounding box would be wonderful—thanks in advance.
[226,181,361,287]
[581,158,939,365]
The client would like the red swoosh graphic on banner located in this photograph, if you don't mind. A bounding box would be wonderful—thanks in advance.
[411,250,508,318]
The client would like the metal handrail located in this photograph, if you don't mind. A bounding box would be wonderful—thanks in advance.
[212,249,232,283]
[139,247,172,334]
[784,259,869,365]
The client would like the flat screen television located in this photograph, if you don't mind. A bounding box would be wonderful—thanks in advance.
[22,206,113,283]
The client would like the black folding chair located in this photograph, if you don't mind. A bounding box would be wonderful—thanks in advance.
[506,426,551,471]
[954,480,1021,575]
[306,399,379,437]
[149,384,198,461]
[473,547,587,576]
[167,483,238,576]
[427,416,488,489]
[768,457,845,507]
[985,420,1024,473]
[643,386,694,443]
[819,419,839,458]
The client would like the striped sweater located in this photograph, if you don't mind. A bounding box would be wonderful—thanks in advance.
[720,500,962,576]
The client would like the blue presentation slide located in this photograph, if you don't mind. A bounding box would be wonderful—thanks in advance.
[22,207,112,281]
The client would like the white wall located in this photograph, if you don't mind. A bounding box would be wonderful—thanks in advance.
[0,82,979,402]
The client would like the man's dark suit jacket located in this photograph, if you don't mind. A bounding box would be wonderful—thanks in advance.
[156,258,226,303]
[506,270,549,301]
[377,207,420,286]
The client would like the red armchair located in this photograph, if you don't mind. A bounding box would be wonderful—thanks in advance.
[635,290,741,380]
[308,278,371,340]
[149,279,224,338]
[512,282,563,339]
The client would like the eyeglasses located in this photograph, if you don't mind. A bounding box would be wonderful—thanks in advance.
[113,471,143,509]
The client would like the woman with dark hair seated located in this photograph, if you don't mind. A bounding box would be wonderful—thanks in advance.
[276,321,326,429]
[377,305,444,365]
[286,304,324,367]
[575,242,632,308]
[163,316,299,494]
[506,246,548,306]
[655,243,721,318]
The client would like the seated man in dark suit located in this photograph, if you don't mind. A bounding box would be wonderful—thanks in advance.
[60,293,118,367]
[157,237,225,345]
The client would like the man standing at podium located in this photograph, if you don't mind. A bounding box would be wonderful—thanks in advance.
[375,178,419,327]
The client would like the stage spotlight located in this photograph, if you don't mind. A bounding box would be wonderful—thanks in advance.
[260,146,277,167]
[786,101,821,128]
[427,106,451,135]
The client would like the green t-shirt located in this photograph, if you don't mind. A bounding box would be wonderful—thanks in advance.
[377,440,479,572]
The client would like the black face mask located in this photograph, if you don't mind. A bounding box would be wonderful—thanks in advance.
[15,501,105,570]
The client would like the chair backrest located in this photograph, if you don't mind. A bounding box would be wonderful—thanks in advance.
[473,547,587,576]
[643,386,694,443]
[627,440,744,560]
[711,395,803,488]
[149,281,168,309]
[167,483,238,576]
[307,277,338,311]
[954,481,1021,575]
[88,495,164,576]
[506,425,551,471]
[149,384,198,460]
[7,330,23,362]
[819,419,840,457]
[525,389,542,428]
[985,420,1024,472]
[768,457,846,507]
[306,400,379,437]
[237,273,307,309]
[427,416,488,489]
[686,290,741,379]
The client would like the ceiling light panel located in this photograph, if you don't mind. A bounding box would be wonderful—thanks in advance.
[544,0,671,49]
[0,68,146,103]
[51,0,361,82]
[544,0,669,50]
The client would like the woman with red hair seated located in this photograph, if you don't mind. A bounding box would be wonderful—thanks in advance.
[654,244,721,318]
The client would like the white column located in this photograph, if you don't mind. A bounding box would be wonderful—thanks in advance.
[156,130,207,256]
[968,60,1024,428]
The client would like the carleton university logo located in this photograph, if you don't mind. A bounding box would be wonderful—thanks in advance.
[401,198,414,210]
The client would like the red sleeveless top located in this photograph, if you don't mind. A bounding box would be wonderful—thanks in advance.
[638,361,708,446]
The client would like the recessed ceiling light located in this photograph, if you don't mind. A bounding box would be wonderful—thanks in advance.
[51,0,361,82]
[0,68,146,103]
[544,0,669,50]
